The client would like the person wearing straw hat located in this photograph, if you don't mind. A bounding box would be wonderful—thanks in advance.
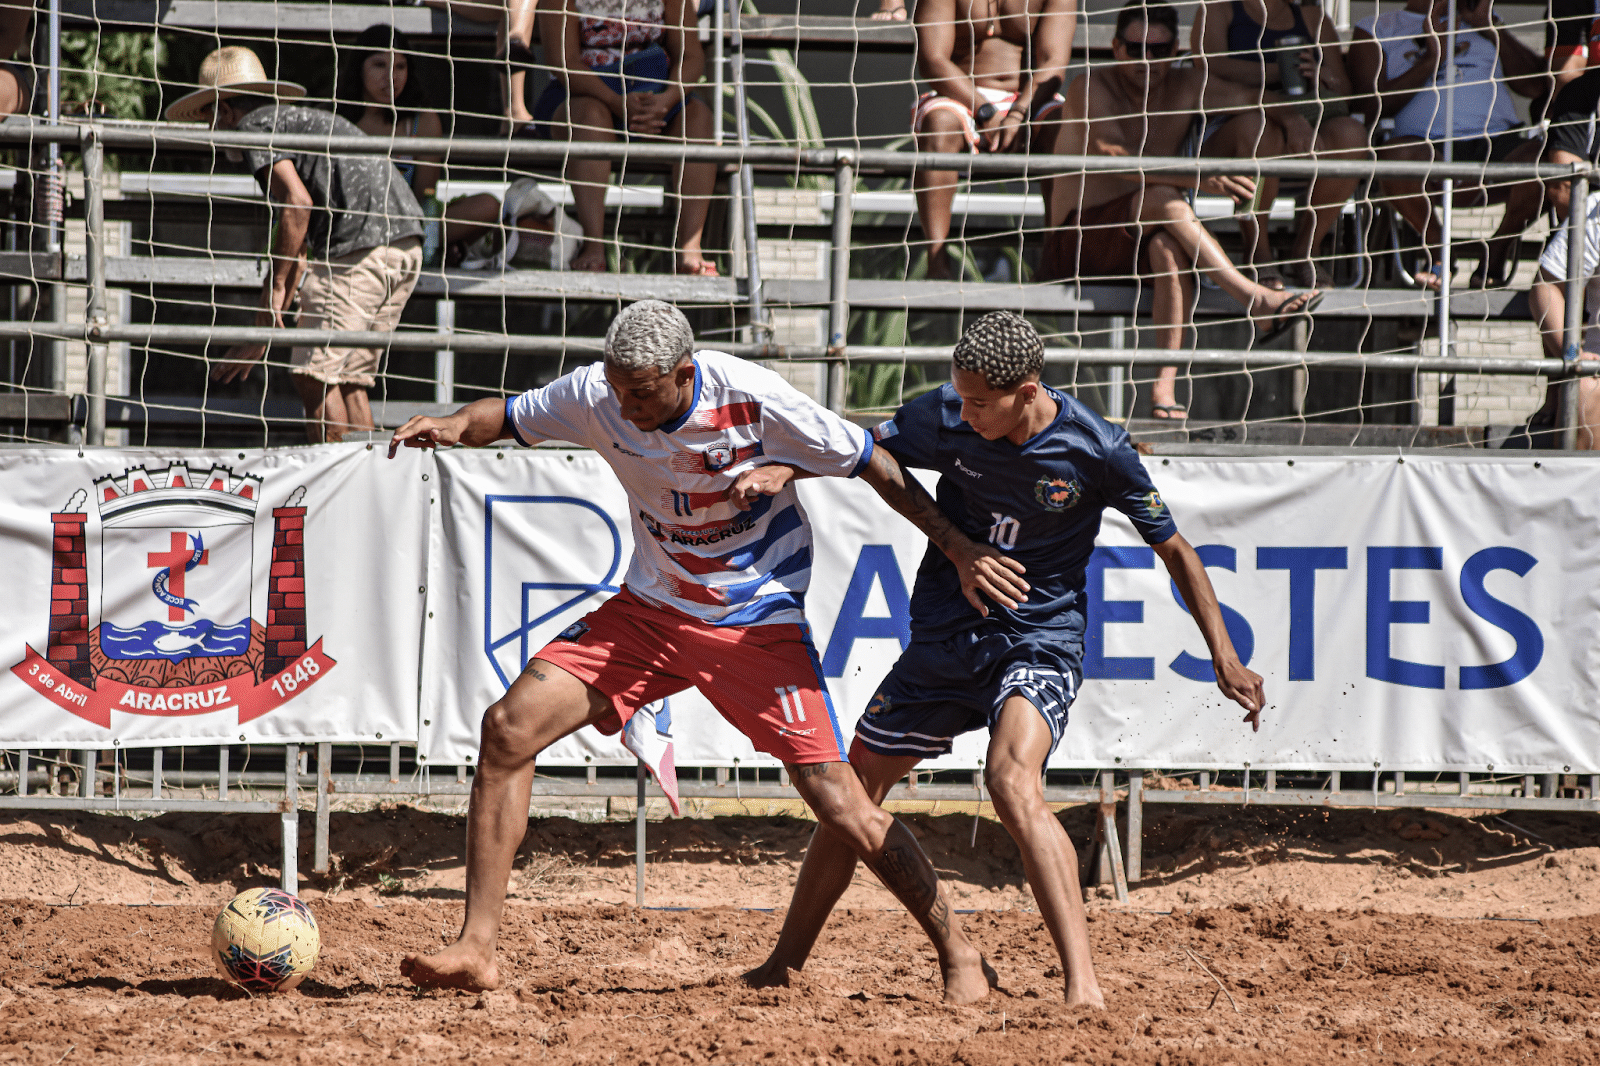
[167,46,425,443]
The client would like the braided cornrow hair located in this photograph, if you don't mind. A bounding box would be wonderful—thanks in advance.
[951,312,1044,390]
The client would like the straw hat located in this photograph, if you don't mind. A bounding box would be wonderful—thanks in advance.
[165,47,305,123]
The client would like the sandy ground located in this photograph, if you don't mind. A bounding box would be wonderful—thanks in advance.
[0,803,1597,1063]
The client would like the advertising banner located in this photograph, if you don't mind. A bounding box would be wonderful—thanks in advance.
[419,451,1600,775]
[0,445,428,747]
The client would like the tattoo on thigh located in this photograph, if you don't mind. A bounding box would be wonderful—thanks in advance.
[794,763,832,780]
[521,662,548,682]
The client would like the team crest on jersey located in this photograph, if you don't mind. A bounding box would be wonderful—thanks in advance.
[555,619,591,643]
[864,690,892,717]
[1145,491,1167,518]
[870,419,899,442]
[1034,476,1082,511]
[702,442,735,472]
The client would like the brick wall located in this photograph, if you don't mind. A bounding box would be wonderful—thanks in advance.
[263,506,307,677]
[46,512,93,684]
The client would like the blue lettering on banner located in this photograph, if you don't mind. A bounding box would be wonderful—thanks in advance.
[1366,546,1445,689]
[1084,546,1154,680]
[1257,546,1348,680]
[1458,547,1544,689]
[1167,544,1256,682]
[821,544,912,677]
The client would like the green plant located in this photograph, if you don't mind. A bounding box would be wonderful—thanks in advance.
[60,31,161,120]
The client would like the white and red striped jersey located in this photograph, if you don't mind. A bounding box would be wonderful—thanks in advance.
[505,351,873,626]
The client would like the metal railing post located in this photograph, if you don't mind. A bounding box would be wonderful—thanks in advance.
[712,0,726,146]
[1126,768,1143,882]
[282,743,299,894]
[433,299,455,406]
[730,6,766,339]
[827,154,856,414]
[16,750,27,797]
[1436,0,1458,421]
[635,760,647,907]
[1562,172,1589,450]
[43,0,65,404]
[314,741,332,874]
[82,129,107,447]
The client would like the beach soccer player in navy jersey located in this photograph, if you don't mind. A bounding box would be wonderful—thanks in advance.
[386,300,1030,1003]
[742,312,1265,1007]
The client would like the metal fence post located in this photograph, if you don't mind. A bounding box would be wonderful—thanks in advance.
[82,128,106,447]
[1126,768,1143,882]
[80,750,93,797]
[314,741,331,874]
[15,750,26,797]
[730,7,766,340]
[282,743,299,894]
[218,745,229,800]
[151,747,162,799]
[827,154,856,414]
[1562,172,1589,450]
[433,299,455,406]
[635,760,647,907]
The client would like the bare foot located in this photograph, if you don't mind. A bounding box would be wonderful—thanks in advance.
[941,952,995,1005]
[740,957,795,989]
[1066,978,1106,1009]
[676,256,720,277]
[401,943,500,991]
[570,243,608,273]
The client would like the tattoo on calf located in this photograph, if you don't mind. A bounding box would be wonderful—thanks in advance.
[871,842,938,917]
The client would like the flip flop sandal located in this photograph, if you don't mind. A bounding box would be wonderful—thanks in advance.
[1151,404,1188,420]
[1256,289,1324,346]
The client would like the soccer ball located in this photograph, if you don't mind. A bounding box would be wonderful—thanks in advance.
[211,887,320,993]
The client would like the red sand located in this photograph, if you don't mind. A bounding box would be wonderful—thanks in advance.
[0,804,1596,1064]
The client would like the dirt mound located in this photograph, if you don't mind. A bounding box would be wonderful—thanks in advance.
[0,804,1594,921]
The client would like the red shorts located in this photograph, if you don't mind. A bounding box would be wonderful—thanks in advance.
[533,587,848,764]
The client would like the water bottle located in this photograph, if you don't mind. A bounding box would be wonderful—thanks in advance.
[421,194,444,269]
[1276,35,1310,97]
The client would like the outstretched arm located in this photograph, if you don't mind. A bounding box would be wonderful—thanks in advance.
[1152,531,1265,729]
[388,397,512,456]
[730,450,1031,616]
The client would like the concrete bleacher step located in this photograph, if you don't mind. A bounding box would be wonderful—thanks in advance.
[7,251,1529,321]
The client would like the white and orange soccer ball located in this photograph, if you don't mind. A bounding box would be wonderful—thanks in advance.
[211,887,320,992]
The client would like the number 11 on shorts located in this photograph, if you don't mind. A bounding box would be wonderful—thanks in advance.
[775,685,807,723]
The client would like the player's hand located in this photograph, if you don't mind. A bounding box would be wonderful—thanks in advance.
[388,414,465,458]
[211,343,267,383]
[1200,174,1255,203]
[948,538,1029,617]
[1214,655,1265,731]
[728,464,797,510]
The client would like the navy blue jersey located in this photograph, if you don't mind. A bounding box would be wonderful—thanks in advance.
[872,384,1178,641]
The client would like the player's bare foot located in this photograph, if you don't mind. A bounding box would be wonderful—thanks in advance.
[941,951,995,1005]
[401,944,500,991]
[739,957,795,989]
[1066,978,1105,1009]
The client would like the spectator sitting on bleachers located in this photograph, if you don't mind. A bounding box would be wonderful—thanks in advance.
[168,47,425,443]
[1041,0,1322,420]
[441,177,585,269]
[337,26,442,206]
[530,0,718,275]
[1348,0,1547,290]
[910,0,1075,281]
[1523,188,1600,448]
[0,0,31,115]
[1540,67,1600,221]
[1190,0,1369,289]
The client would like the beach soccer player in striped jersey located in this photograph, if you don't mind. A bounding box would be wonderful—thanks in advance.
[387,300,1027,1001]
[743,312,1265,1007]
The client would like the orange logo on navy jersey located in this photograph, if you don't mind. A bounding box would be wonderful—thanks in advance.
[1034,476,1082,511]
[1145,491,1167,518]
[864,690,893,717]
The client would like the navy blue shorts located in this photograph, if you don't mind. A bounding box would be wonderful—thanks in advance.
[855,630,1083,759]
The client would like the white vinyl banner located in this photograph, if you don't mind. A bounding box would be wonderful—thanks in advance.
[419,451,1600,775]
[0,445,427,747]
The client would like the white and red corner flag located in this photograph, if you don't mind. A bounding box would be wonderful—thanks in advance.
[623,699,681,817]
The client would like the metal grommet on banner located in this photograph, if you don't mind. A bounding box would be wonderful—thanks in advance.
[1534,462,1542,469]
[422,474,429,481]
